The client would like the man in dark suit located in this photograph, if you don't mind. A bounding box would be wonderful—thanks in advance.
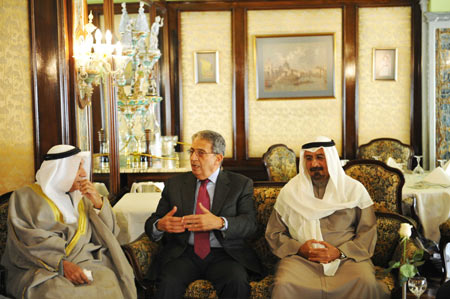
[145,130,262,299]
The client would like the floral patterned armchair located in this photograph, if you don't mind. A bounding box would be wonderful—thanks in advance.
[0,191,12,295]
[122,181,420,298]
[357,138,414,169]
[262,144,297,182]
[344,159,405,214]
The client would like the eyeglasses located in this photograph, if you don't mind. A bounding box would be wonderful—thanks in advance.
[187,148,216,158]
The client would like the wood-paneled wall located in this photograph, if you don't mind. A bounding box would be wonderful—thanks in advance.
[30,0,422,194]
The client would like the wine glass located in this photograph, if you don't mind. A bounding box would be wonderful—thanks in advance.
[408,276,427,298]
[438,159,447,168]
[413,155,424,174]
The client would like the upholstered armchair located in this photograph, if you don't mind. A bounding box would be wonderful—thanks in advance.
[262,144,297,182]
[0,191,12,295]
[357,138,414,169]
[344,159,405,214]
[122,181,420,298]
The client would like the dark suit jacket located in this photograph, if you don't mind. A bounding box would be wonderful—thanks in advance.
[144,170,263,277]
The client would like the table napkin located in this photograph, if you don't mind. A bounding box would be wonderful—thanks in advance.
[386,157,403,171]
[423,167,450,185]
[443,160,450,173]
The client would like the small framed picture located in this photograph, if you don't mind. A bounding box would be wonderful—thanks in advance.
[194,51,219,84]
[373,48,398,81]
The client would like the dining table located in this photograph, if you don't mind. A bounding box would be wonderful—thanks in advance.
[113,192,161,245]
[402,172,450,243]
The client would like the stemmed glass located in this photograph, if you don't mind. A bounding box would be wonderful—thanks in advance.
[413,155,424,174]
[438,159,447,168]
[408,276,427,298]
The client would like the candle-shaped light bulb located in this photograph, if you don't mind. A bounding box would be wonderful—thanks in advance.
[105,30,112,45]
[86,34,94,51]
[95,29,102,44]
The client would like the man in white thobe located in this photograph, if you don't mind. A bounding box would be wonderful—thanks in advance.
[1,145,136,299]
[265,136,390,299]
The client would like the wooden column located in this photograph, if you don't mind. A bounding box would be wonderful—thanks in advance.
[30,0,70,166]
[342,4,358,159]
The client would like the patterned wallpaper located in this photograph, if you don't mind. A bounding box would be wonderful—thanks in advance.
[358,7,411,146]
[247,9,343,157]
[180,11,233,157]
[0,0,35,195]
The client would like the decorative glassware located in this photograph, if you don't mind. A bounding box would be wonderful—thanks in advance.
[413,156,424,174]
[438,159,447,168]
[408,276,427,298]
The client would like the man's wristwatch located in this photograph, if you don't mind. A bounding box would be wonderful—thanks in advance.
[339,249,347,259]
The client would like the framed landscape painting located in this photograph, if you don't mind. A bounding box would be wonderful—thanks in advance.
[254,33,335,100]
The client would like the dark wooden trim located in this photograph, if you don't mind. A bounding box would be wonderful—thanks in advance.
[156,4,172,136]
[167,0,412,10]
[30,0,69,166]
[66,0,77,147]
[232,8,248,160]
[30,0,39,170]
[411,0,422,156]
[342,4,358,159]
[169,7,181,139]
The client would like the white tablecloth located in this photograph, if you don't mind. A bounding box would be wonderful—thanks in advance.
[113,192,161,244]
[403,173,450,242]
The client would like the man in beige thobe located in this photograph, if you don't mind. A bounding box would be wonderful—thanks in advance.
[265,136,390,299]
[1,145,136,299]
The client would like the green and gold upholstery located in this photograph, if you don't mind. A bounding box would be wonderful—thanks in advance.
[357,138,414,169]
[262,144,297,182]
[344,159,404,215]
[122,182,420,297]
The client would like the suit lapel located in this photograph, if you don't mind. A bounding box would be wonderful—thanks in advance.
[211,170,230,215]
[181,173,197,216]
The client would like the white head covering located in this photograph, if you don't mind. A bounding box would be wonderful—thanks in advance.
[35,145,90,224]
[275,136,373,276]
[275,136,373,243]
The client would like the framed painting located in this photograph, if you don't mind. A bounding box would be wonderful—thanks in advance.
[194,51,219,83]
[373,48,398,81]
[254,33,335,100]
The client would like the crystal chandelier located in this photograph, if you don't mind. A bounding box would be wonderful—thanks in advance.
[73,11,118,108]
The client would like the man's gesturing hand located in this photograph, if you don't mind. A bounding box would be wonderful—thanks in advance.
[63,260,90,285]
[156,206,185,233]
[183,203,223,231]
